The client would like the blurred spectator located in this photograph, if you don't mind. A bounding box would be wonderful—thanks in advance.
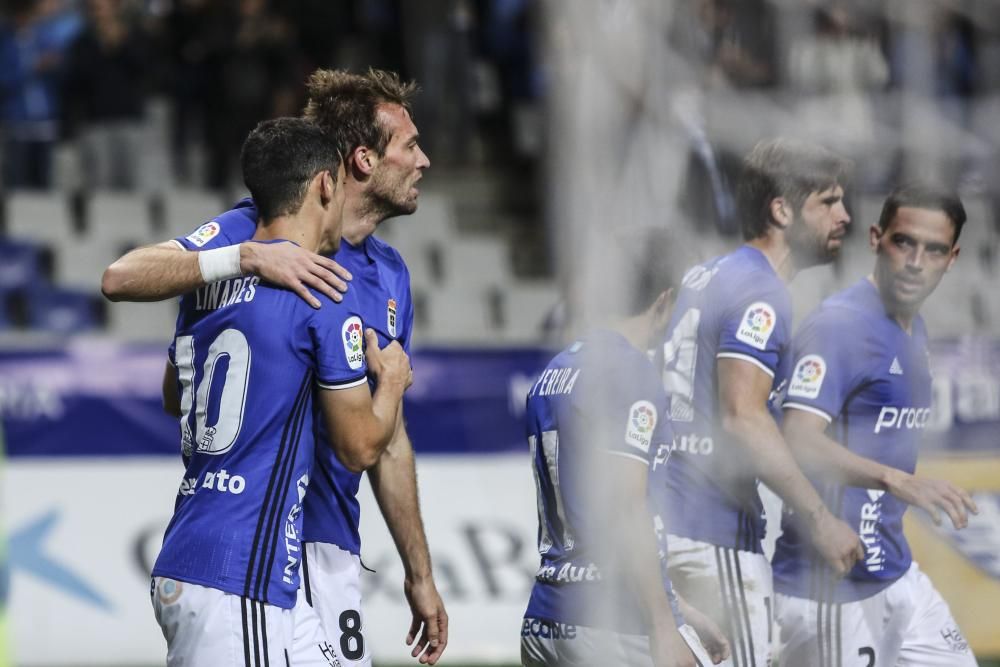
[787,4,889,187]
[670,0,777,90]
[201,0,300,190]
[62,0,148,190]
[0,0,81,189]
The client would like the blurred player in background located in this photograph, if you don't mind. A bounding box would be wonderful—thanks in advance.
[521,230,729,667]
[103,68,447,665]
[151,117,412,666]
[772,183,979,666]
[658,138,864,666]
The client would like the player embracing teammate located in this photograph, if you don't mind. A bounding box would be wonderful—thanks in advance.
[105,69,447,666]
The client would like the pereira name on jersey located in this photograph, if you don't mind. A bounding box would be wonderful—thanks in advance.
[175,200,414,555]
[772,279,932,603]
[153,241,368,609]
[659,246,792,553]
[524,330,682,633]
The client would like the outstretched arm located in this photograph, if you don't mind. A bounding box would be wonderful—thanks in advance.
[368,405,447,665]
[783,408,978,529]
[102,240,351,307]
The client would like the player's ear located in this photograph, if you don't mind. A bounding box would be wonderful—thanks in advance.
[350,145,376,178]
[946,244,961,272]
[770,197,791,229]
[869,224,883,252]
[318,170,334,206]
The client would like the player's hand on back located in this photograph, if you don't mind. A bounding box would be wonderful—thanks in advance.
[885,469,979,529]
[806,507,865,577]
[364,329,413,391]
[649,627,699,667]
[239,240,351,308]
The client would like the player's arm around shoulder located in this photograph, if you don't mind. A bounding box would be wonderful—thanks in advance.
[101,217,351,306]
[318,325,412,473]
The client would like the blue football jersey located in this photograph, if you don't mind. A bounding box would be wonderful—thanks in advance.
[523,330,682,633]
[772,279,932,603]
[152,242,368,608]
[175,200,414,555]
[659,245,793,553]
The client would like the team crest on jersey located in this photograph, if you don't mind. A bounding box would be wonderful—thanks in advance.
[185,221,221,247]
[342,316,364,370]
[625,400,657,453]
[787,354,826,399]
[735,301,776,350]
[387,298,397,338]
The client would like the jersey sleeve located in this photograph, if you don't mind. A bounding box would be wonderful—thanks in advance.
[781,309,858,422]
[716,283,792,378]
[172,199,257,251]
[310,291,370,390]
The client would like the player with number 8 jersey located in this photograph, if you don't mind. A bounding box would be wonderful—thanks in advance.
[151,118,411,667]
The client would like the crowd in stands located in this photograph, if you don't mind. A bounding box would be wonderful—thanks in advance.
[0,0,541,191]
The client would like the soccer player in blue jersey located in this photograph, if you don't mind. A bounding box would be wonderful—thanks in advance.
[521,231,730,667]
[772,184,979,666]
[103,69,447,665]
[151,118,413,666]
[659,139,865,666]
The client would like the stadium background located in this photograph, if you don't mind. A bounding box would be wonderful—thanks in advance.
[1,0,999,665]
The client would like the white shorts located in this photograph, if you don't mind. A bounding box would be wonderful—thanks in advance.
[151,576,340,667]
[775,561,977,667]
[297,542,371,667]
[665,534,773,667]
[520,618,713,666]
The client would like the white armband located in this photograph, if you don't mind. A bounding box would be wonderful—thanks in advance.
[198,245,243,283]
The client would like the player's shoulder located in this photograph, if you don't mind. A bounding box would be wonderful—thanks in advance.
[711,246,788,303]
[364,234,409,272]
[177,197,257,250]
[806,279,881,331]
[584,330,660,394]
[308,284,365,325]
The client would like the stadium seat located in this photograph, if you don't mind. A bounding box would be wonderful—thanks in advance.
[159,189,228,239]
[53,234,131,293]
[423,284,496,343]
[500,281,561,343]
[4,192,74,246]
[87,193,156,246]
[439,237,511,289]
[105,300,179,342]
[0,239,45,293]
[21,285,103,334]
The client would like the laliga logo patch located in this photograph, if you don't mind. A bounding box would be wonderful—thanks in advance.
[185,221,221,247]
[387,298,397,338]
[625,400,657,453]
[735,301,776,350]
[787,354,826,400]
[342,316,364,370]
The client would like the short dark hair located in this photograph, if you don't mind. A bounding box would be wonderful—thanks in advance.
[616,228,690,316]
[240,118,341,222]
[303,68,419,159]
[737,138,851,240]
[877,183,967,244]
